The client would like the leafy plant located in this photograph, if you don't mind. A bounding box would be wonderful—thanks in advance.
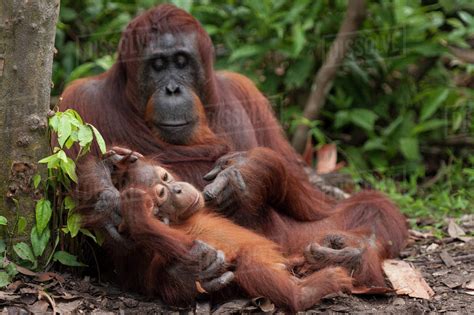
[344,154,474,233]
[0,109,106,286]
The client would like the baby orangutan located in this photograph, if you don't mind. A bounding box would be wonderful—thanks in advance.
[110,151,352,311]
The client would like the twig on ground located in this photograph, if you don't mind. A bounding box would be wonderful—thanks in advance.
[406,253,474,265]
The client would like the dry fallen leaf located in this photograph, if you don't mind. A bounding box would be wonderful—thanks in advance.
[351,286,394,295]
[458,236,473,243]
[426,243,440,253]
[383,259,434,300]
[447,219,466,239]
[302,136,315,165]
[0,291,21,301]
[439,250,456,267]
[16,265,37,276]
[409,229,434,240]
[56,300,83,314]
[441,274,465,289]
[465,279,474,290]
[316,144,337,174]
[212,299,250,315]
[28,300,49,314]
[38,290,57,314]
[36,272,65,283]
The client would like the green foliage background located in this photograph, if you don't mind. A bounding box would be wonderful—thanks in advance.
[53,0,474,219]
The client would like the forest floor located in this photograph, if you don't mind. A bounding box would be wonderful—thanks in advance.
[2,231,473,314]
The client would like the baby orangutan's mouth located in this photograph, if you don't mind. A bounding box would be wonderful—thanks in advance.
[179,192,203,220]
[187,192,203,212]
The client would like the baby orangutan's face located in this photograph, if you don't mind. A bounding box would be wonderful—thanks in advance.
[149,166,204,224]
[119,160,204,224]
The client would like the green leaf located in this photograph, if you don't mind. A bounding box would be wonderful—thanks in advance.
[65,134,76,149]
[399,137,421,160]
[89,125,107,154]
[32,174,41,189]
[61,157,78,183]
[170,0,193,12]
[350,109,378,131]
[382,116,403,136]
[0,272,9,288]
[53,251,87,267]
[0,216,7,226]
[5,263,17,277]
[95,229,106,246]
[30,226,50,257]
[39,154,61,170]
[67,212,81,238]
[363,138,387,151]
[66,63,96,83]
[292,22,306,56]
[78,125,94,147]
[64,196,75,211]
[35,199,52,235]
[49,114,59,132]
[334,110,350,128]
[57,115,72,148]
[80,229,97,243]
[458,11,473,24]
[95,55,115,71]
[412,119,447,134]
[17,216,27,234]
[420,88,449,121]
[284,57,314,88]
[38,154,58,164]
[64,109,83,126]
[60,7,77,22]
[229,45,263,62]
[57,150,68,163]
[13,242,36,264]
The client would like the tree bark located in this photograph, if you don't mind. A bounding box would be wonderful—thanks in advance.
[291,0,366,153]
[0,1,59,240]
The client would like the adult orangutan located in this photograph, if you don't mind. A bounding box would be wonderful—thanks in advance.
[77,147,404,307]
[63,3,408,303]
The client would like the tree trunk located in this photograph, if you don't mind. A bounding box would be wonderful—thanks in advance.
[291,0,366,153]
[0,0,59,240]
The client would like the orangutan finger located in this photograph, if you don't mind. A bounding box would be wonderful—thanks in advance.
[203,174,229,201]
[203,164,223,181]
[200,271,235,292]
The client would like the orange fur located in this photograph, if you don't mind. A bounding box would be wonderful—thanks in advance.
[119,187,352,311]
[69,3,408,308]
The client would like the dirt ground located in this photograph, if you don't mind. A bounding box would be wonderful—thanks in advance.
[1,231,473,314]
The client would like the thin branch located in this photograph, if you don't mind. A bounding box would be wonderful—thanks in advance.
[292,0,367,153]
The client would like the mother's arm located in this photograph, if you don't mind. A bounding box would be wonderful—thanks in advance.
[203,147,335,225]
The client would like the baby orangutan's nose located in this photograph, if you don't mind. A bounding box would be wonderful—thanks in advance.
[171,184,182,194]
[152,184,168,206]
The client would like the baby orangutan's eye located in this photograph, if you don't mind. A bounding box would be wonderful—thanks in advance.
[162,172,169,181]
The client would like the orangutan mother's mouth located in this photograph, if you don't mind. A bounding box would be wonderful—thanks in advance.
[157,120,190,128]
